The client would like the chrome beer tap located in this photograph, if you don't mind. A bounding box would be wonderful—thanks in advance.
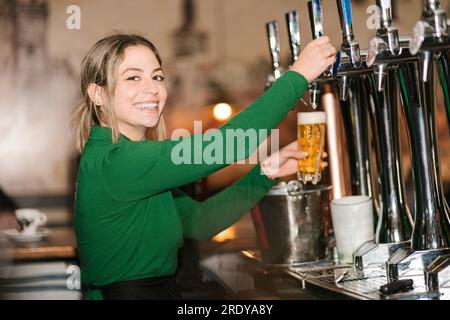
[307,0,335,109]
[353,0,413,274]
[334,0,375,200]
[409,0,450,129]
[265,21,282,90]
[410,0,449,80]
[365,0,413,244]
[335,0,365,100]
[366,1,416,90]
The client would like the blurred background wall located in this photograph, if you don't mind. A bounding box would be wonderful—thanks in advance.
[0,0,448,221]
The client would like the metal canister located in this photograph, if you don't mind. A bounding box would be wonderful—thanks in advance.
[251,181,332,265]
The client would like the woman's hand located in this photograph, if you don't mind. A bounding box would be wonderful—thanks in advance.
[261,141,327,180]
[290,36,337,83]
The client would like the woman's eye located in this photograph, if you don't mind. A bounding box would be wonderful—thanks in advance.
[153,75,165,81]
[127,76,140,81]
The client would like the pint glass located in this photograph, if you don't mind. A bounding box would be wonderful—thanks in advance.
[297,112,327,184]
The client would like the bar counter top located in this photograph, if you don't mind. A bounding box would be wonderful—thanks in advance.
[0,227,77,261]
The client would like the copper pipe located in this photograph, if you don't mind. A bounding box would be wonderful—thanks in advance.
[322,84,351,199]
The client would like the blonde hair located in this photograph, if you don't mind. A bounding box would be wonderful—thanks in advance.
[72,34,167,152]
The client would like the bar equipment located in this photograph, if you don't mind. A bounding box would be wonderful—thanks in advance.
[426,254,450,292]
[385,0,450,284]
[307,0,336,109]
[250,1,450,300]
[334,0,374,198]
[256,12,335,268]
[353,0,414,272]
[250,182,332,266]
[265,20,282,90]
[304,1,353,201]
[409,0,450,130]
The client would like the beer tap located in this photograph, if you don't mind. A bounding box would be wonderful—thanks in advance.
[285,10,301,65]
[409,0,450,128]
[307,0,335,109]
[366,0,413,243]
[334,0,375,199]
[353,0,413,274]
[265,21,282,90]
[335,0,364,101]
[366,1,415,90]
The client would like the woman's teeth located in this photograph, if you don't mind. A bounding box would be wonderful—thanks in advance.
[135,103,158,110]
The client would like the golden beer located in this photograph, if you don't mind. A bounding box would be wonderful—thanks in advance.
[297,112,327,184]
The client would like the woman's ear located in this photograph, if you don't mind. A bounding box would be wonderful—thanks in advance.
[87,84,105,107]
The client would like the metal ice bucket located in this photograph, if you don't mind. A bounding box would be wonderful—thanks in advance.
[251,181,332,265]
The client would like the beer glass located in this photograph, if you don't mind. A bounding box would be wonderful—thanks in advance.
[297,112,327,184]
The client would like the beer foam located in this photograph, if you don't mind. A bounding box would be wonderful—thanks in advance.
[297,112,327,125]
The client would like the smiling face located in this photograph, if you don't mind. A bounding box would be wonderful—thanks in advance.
[113,45,167,141]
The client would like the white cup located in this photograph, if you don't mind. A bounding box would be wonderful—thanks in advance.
[15,209,47,235]
[330,196,375,264]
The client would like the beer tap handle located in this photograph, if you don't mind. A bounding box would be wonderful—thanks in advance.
[266,21,282,80]
[377,0,393,29]
[336,0,361,68]
[425,0,442,12]
[285,10,301,64]
[308,0,324,40]
[336,0,354,41]
[308,0,325,109]
[377,0,400,55]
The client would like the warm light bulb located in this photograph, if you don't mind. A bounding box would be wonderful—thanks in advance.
[213,103,233,121]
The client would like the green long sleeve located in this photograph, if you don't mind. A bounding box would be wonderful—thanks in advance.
[173,164,279,241]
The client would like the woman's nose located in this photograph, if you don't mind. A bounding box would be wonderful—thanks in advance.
[143,79,158,95]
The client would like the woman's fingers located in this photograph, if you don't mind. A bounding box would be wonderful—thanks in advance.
[314,36,331,45]
[291,37,337,82]
[284,141,299,151]
[282,150,308,159]
[320,44,336,58]
[325,55,337,67]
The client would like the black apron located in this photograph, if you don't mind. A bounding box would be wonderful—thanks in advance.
[88,276,182,300]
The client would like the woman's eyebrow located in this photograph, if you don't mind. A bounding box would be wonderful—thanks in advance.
[121,67,144,75]
[121,67,163,75]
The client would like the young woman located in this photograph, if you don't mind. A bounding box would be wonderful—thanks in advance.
[72,34,336,300]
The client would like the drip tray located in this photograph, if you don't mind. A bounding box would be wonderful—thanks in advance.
[240,249,450,300]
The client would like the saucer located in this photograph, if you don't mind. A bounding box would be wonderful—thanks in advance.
[1,229,50,243]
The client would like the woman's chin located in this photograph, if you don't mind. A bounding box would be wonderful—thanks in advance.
[140,120,159,129]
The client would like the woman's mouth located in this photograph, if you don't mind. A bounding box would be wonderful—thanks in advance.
[134,103,159,112]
